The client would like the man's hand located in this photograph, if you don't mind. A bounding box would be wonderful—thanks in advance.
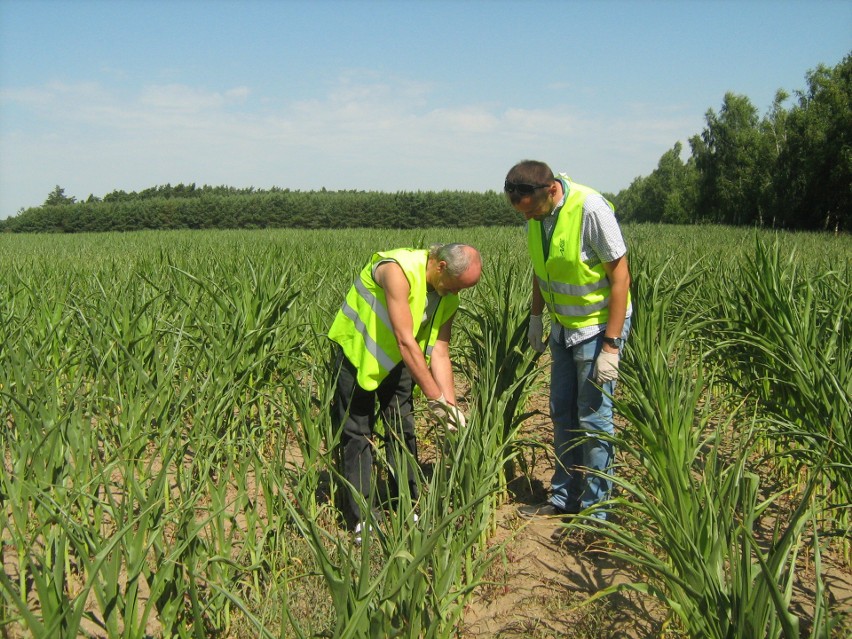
[528,315,547,353]
[594,350,619,384]
[427,395,466,431]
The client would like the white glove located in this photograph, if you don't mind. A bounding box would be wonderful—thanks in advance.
[594,350,620,384]
[427,395,466,431]
[528,315,547,353]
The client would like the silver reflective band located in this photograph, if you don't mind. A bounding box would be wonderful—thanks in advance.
[550,297,610,316]
[356,276,431,356]
[339,300,397,372]
[537,275,607,297]
[354,278,393,331]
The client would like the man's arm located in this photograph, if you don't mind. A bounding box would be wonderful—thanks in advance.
[601,254,630,352]
[426,319,457,403]
[531,274,545,315]
[375,261,443,400]
[526,273,549,353]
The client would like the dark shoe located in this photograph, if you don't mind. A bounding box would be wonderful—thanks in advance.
[517,502,578,519]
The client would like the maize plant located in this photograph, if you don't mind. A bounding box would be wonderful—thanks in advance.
[0,226,846,637]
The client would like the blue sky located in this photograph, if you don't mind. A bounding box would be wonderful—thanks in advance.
[1,0,849,219]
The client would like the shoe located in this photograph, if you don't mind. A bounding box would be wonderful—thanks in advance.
[517,502,573,519]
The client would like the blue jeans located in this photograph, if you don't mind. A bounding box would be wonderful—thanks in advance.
[548,319,630,519]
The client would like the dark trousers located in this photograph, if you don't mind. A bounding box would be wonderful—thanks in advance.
[331,348,419,526]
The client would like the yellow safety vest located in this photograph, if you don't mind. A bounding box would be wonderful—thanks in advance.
[328,249,459,391]
[528,179,623,329]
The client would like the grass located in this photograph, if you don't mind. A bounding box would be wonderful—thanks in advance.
[0,225,848,638]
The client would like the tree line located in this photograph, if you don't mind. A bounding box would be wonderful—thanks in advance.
[1,188,518,233]
[2,53,848,234]
[616,53,850,232]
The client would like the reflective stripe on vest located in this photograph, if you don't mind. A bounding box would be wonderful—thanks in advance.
[328,248,458,391]
[528,178,612,329]
[338,279,397,372]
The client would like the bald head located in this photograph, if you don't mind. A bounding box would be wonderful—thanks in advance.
[428,243,482,295]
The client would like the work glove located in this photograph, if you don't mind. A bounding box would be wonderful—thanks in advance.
[427,395,466,431]
[528,315,547,353]
[594,350,620,384]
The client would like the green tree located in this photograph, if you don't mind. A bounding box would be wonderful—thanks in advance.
[44,185,76,206]
[775,53,851,232]
[691,93,766,225]
[757,90,791,227]
[648,143,697,224]
[612,175,647,223]
[614,143,697,224]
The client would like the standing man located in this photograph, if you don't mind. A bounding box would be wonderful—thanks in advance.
[505,160,631,531]
[328,243,482,540]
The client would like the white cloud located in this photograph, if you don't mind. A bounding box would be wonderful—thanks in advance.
[1,72,700,217]
[225,86,250,101]
[139,84,228,112]
[424,107,500,134]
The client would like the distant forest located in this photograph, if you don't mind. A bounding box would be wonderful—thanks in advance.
[3,53,848,234]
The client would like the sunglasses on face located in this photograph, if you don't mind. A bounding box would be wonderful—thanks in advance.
[503,181,550,195]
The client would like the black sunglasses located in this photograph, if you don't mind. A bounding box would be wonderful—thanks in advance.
[503,181,550,195]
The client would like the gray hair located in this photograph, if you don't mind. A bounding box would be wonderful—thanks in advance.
[428,243,480,277]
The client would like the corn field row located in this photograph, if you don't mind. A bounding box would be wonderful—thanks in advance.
[0,226,849,638]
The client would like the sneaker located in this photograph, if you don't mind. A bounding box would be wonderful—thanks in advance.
[517,502,572,519]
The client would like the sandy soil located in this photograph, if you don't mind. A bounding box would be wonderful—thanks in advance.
[456,393,852,638]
